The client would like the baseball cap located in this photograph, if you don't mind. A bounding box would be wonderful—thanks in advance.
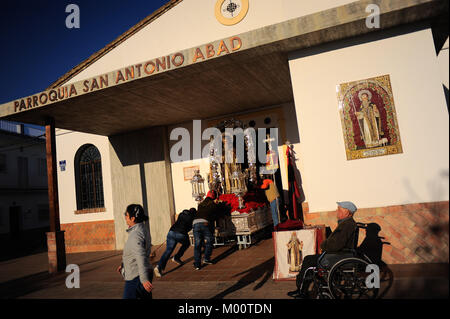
[260,179,273,190]
[337,201,357,214]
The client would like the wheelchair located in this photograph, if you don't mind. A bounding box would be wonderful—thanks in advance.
[303,223,381,299]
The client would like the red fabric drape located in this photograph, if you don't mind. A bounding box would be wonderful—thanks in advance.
[315,227,326,254]
[273,219,303,232]
[286,146,303,221]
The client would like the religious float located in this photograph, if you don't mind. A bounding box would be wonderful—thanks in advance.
[189,119,276,249]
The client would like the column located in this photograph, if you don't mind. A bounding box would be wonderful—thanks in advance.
[45,117,66,273]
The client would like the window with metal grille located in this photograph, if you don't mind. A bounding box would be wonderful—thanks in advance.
[75,144,104,210]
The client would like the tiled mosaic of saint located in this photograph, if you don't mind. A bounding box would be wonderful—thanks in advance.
[337,74,403,160]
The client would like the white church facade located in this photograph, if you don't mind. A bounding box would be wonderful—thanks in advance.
[1,0,448,264]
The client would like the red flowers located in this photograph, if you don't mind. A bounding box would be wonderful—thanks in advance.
[218,191,268,214]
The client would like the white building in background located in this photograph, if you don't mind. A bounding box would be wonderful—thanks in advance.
[0,0,448,263]
[0,121,49,258]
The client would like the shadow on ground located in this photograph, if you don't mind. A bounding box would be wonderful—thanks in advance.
[0,251,122,299]
[212,257,274,299]
[0,271,56,299]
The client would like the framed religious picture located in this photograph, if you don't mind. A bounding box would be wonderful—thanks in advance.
[272,229,316,281]
[183,166,200,181]
[337,74,403,160]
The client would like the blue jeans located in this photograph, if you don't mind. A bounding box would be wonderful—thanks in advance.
[270,198,280,227]
[122,271,153,299]
[158,230,190,271]
[193,223,214,268]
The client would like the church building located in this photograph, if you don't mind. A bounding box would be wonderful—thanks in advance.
[1,0,448,266]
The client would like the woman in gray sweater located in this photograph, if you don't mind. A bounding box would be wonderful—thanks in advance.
[117,204,153,299]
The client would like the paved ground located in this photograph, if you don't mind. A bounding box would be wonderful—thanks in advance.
[0,233,448,299]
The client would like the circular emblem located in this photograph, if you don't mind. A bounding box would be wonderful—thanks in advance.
[215,0,249,26]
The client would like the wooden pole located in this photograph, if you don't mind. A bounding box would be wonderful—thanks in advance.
[45,118,66,273]
[46,118,59,232]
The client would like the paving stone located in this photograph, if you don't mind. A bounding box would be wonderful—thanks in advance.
[0,237,448,299]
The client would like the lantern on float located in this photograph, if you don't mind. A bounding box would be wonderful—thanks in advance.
[191,170,205,202]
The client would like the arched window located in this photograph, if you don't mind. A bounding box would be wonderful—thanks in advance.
[75,144,104,210]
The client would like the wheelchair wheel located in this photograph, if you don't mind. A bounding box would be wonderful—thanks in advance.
[327,258,379,299]
[316,291,332,299]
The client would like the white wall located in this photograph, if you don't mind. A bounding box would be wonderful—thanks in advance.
[170,157,211,215]
[56,130,114,224]
[65,0,355,85]
[288,28,449,213]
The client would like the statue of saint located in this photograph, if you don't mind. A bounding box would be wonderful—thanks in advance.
[286,232,303,273]
[355,90,384,148]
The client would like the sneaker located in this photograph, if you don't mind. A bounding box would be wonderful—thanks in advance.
[172,257,183,265]
[202,259,213,265]
[194,265,201,270]
[153,266,162,278]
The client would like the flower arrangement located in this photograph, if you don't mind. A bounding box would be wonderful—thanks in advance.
[218,191,268,214]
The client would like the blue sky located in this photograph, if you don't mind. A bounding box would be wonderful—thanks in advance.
[0,0,171,105]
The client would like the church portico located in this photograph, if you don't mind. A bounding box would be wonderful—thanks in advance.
[0,0,448,267]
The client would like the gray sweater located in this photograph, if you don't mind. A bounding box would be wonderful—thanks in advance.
[122,222,152,283]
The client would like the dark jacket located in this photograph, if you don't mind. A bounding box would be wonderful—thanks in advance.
[170,210,195,235]
[320,217,357,253]
[195,198,228,224]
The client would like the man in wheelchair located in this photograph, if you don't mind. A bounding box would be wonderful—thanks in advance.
[287,201,359,299]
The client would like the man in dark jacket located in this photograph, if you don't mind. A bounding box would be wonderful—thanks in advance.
[287,201,358,298]
[192,191,228,270]
[154,208,196,277]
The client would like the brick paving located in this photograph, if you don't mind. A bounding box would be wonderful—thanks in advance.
[0,234,448,299]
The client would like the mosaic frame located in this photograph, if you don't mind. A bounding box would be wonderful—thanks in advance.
[337,74,403,160]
